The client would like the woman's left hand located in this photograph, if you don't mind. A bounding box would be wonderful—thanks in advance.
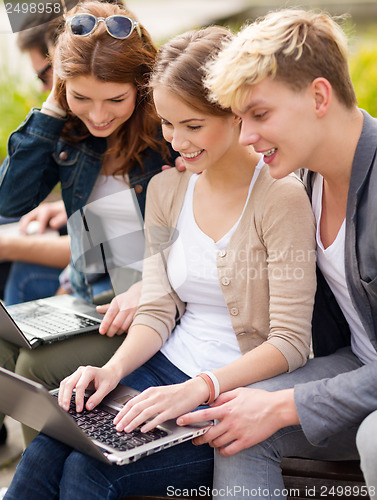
[113,377,209,433]
[97,281,142,337]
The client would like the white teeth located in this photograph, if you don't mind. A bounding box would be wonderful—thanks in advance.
[182,150,203,159]
[93,122,110,127]
[264,148,276,157]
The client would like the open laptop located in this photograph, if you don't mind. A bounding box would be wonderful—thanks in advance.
[0,367,211,465]
[0,294,104,349]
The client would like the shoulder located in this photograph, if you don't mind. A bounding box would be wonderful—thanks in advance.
[147,168,192,195]
[256,165,308,201]
[146,169,193,221]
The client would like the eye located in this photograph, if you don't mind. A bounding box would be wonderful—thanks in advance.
[73,95,87,101]
[253,111,267,120]
[187,125,202,131]
[110,98,125,103]
[161,119,172,127]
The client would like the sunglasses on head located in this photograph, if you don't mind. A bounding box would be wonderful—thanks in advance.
[66,14,141,39]
[36,62,52,85]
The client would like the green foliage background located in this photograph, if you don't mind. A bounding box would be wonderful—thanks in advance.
[349,33,377,117]
[0,63,45,161]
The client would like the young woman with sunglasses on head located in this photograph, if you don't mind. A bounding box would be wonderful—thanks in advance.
[4,26,316,499]
[0,0,177,444]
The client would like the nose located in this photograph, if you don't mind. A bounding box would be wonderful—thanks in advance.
[88,103,109,125]
[170,130,190,152]
[239,119,260,147]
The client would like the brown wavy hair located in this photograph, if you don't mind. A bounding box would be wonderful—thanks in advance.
[54,0,169,175]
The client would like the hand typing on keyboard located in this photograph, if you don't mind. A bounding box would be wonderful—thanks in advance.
[112,378,210,434]
[66,394,168,451]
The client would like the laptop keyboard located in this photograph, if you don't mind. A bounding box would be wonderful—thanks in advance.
[10,303,99,336]
[67,396,168,452]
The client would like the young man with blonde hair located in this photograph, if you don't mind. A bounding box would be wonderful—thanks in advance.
[179,9,377,498]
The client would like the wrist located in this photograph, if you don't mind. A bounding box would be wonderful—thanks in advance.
[102,359,125,382]
[190,376,211,405]
[41,100,67,119]
[274,389,300,427]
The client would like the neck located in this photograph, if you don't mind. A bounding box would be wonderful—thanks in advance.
[202,145,261,191]
[313,106,363,193]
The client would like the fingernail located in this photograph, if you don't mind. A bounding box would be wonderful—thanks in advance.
[177,418,183,425]
[87,402,93,410]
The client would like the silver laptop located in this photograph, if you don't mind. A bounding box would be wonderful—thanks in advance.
[0,294,103,349]
[0,368,211,465]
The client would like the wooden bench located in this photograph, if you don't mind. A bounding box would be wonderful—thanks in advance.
[126,458,366,500]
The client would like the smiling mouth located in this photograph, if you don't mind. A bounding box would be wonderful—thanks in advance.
[88,120,113,128]
[181,150,204,159]
[264,148,277,157]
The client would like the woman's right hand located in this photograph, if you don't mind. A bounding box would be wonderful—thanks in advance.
[58,364,119,413]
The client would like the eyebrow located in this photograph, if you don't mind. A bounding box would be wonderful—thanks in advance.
[158,114,205,124]
[71,90,129,100]
[236,100,266,115]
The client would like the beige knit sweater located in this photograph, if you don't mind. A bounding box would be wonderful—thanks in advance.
[131,165,316,372]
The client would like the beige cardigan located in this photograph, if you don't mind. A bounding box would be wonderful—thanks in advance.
[131,165,316,372]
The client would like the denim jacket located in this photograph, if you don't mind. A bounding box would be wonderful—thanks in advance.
[0,109,175,301]
[301,109,377,357]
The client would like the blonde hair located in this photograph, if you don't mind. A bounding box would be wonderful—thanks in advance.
[204,9,356,110]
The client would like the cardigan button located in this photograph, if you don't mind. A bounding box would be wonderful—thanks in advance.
[221,277,230,286]
[230,307,239,316]
[59,151,68,160]
[134,184,143,194]
[218,250,227,258]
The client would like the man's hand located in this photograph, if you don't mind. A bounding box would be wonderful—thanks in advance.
[162,156,186,172]
[177,387,299,456]
[19,201,67,234]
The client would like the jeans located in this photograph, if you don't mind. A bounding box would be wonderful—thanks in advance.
[213,347,363,500]
[5,351,213,500]
[4,262,61,305]
[357,410,377,499]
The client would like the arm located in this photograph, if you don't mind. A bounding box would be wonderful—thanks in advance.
[58,323,164,412]
[257,174,317,370]
[0,233,70,268]
[295,361,377,445]
[179,361,377,455]
[59,171,186,409]
[177,387,299,456]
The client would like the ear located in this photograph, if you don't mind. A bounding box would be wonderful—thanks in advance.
[233,114,242,126]
[310,77,332,117]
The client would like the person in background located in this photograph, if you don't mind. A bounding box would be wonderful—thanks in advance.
[3,24,316,499]
[178,9,377,499]
[0,0,175,445]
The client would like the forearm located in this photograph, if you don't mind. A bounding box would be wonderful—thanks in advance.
[213,342,289,394]
[295,361,377,445]
[102,324,164,381]
[1,235,70,267]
